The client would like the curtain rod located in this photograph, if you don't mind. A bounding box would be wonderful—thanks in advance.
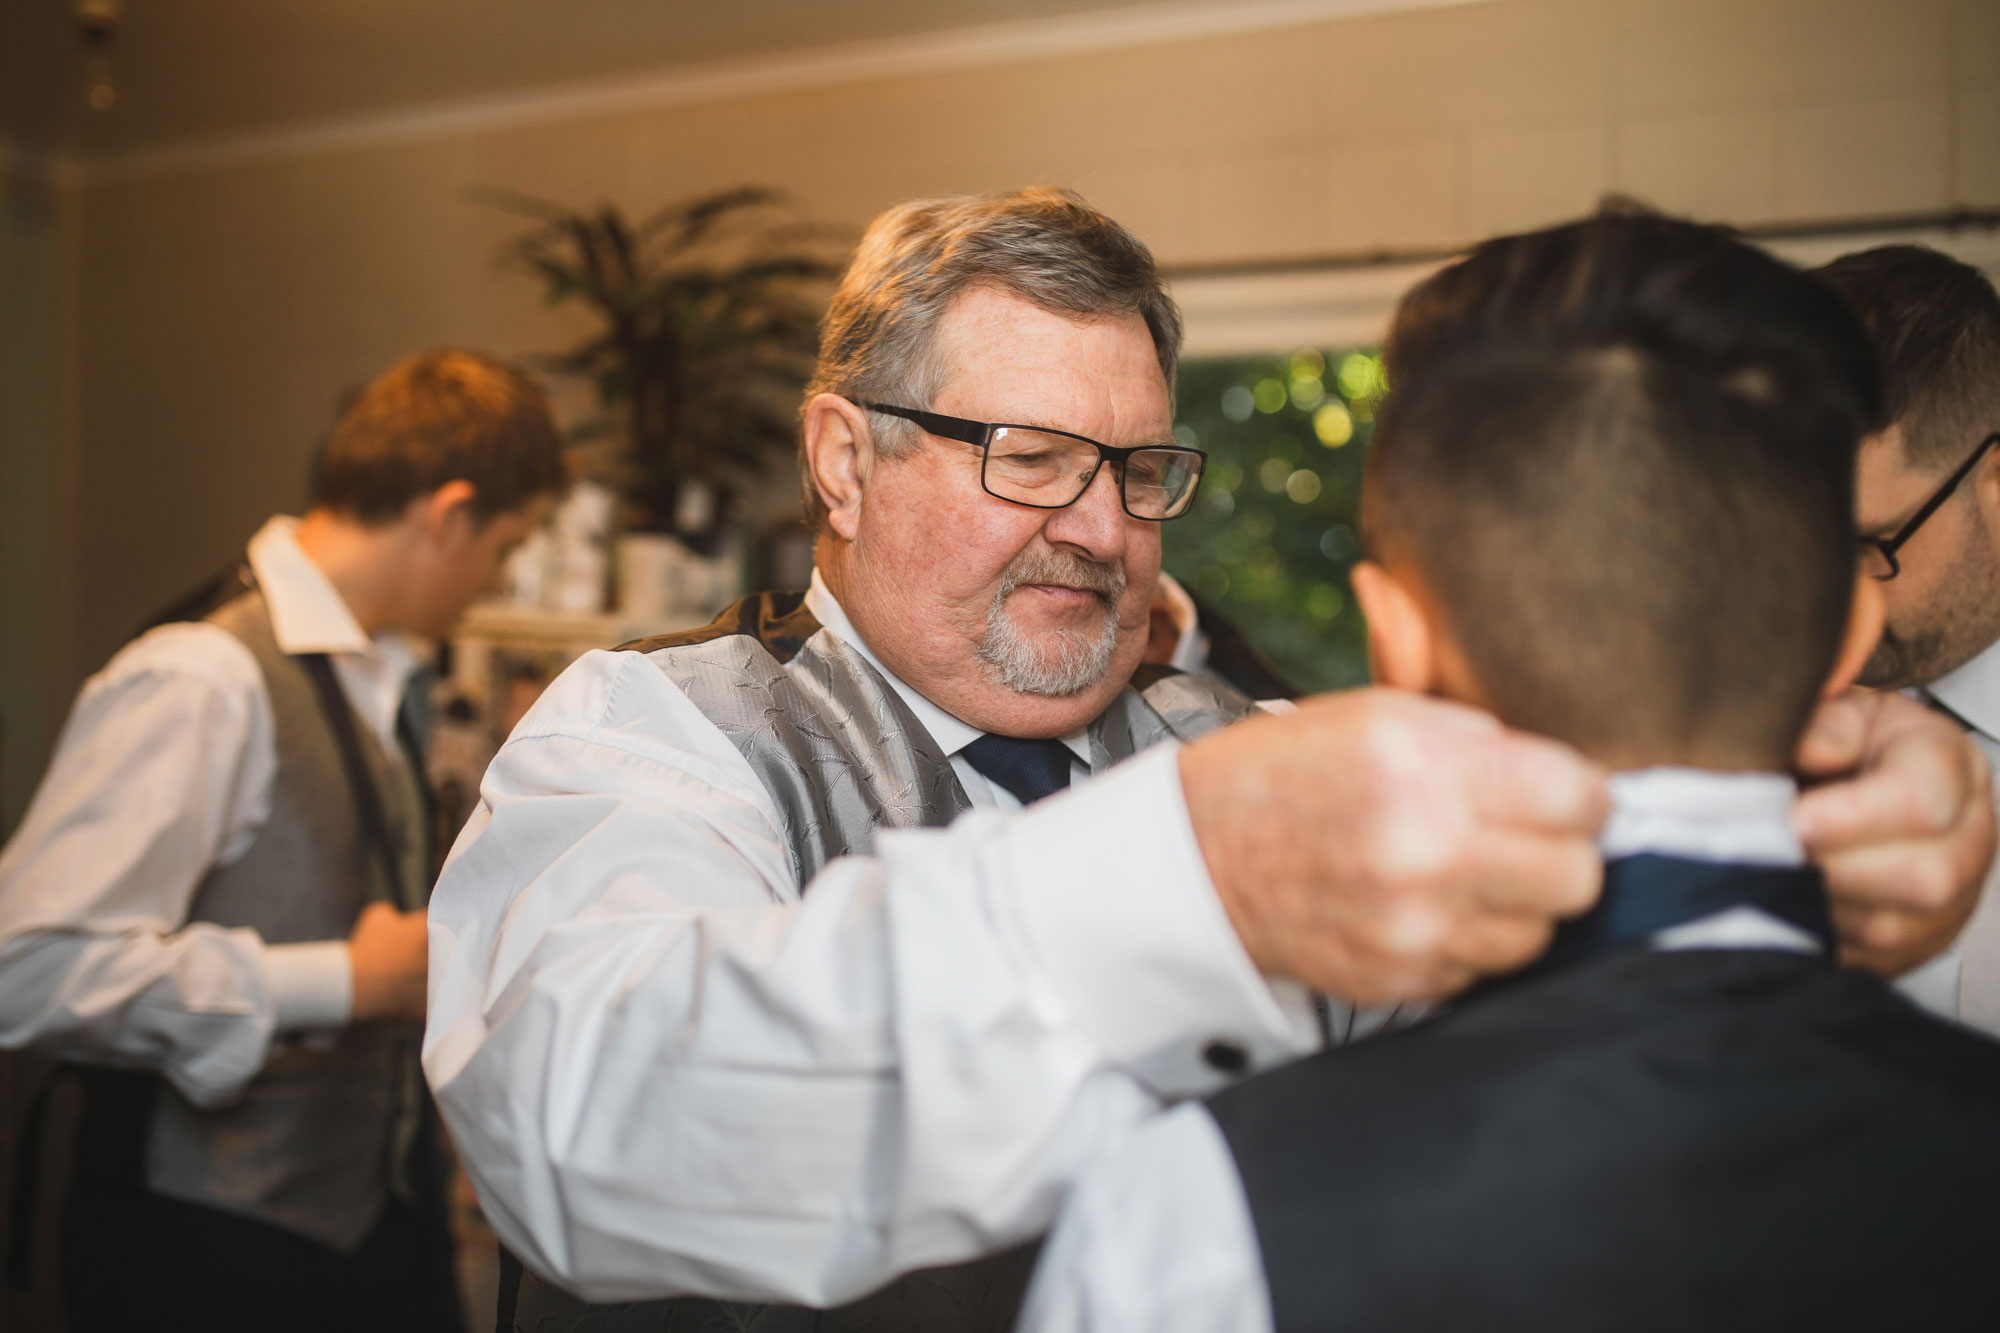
[1162,207,2000,281]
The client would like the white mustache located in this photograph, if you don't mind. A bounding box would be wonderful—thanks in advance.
[979,547,1125,696]
[997,548,1125,602]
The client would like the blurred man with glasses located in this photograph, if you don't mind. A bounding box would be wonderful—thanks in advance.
[426,192,1997,1333]
[1816,244,2000,1037]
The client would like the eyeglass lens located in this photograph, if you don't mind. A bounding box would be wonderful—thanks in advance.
[984,427,1201,519]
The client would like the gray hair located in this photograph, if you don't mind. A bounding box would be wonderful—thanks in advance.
[800,187,1183,527]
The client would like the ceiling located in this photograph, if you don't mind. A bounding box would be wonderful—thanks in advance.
[0,0,1187,160]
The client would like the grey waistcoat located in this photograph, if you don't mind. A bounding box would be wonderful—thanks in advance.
[507,589,1256,1333]
[139,585,426,1251]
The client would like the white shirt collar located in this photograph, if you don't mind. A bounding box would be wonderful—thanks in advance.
[804,569,1092,766]
[246,515,426,676]
[1599,767,1817,956]
[1922,633,2000,742]
[1599,767,1805,866]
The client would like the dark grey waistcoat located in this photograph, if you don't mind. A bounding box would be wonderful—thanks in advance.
[506,589,1256,1333]
[135,586,426,1251]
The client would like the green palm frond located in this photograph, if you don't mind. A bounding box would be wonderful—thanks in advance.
[487,185,849,549]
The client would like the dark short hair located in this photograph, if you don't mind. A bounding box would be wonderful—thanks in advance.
[309,349,567,524]
[1370,211,1878,766]
[801,187,1181,528]
[1809,245,2000,470]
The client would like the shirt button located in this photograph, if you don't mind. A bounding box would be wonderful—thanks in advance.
[1202,1039,1250,1075]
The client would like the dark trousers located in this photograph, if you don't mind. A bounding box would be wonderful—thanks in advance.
[61,1184,463,1333]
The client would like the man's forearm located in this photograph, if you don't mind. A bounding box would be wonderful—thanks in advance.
[424,743,1314,1304]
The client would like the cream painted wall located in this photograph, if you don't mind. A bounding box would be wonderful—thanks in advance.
[32,0,2000,771]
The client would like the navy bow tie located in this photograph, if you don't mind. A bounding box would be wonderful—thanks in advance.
[1534,854,1835,978]
[961,733,1075,805]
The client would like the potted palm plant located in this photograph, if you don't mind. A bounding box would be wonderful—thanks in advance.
[492,186,845,557]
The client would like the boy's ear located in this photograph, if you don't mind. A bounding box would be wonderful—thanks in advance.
[417,480,480,544]
[1823,570,1886,698]
[1351,560,1438,693]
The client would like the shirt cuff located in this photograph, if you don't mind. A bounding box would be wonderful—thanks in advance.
[1001,743,1320,1098]
[262,941,354,1031]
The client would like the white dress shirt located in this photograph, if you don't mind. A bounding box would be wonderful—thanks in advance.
[0,516,425,1108]
[422,575,1318,1305]
[1895,638,2000,1036]
[1018,767,1828,1333]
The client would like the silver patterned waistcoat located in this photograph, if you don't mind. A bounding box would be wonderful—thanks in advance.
[506,588,1258,1333]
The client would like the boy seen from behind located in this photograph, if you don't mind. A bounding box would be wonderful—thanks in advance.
[1020,212,2000,1333]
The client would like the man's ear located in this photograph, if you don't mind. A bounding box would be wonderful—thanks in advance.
[801,395,875,541]
[1350,560,1438,693]
[1970,440,2000,554]
[419,479,480,544]
[1823,569,1886,698]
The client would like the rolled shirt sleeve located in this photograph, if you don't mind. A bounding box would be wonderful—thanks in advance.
[423,647,1318,1304]
[0,625,319,1107]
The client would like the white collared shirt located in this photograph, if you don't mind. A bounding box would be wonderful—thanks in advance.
[0,516,424,1107]
[1019,767,1836,1333]
[422,575,1317,1305]
[1899,637,2000,1035]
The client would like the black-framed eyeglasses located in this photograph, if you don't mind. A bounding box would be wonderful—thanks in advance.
[1861,431,2000,580]
[860,401,1206,521]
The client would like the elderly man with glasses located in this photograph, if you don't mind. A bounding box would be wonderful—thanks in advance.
[426,191,1996,1333]
[1816,244,2000,1038]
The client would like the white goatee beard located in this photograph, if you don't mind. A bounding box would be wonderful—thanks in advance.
[976,549,1125,697]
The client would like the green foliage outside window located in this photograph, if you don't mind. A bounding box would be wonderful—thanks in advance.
[1166,348,1385,694]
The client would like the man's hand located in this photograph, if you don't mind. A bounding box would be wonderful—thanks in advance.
[1181,689,1609,1005]
[347,901,430,1021]
[1794,689,1995,975]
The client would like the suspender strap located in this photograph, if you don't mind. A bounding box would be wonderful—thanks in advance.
[396,674,438,882]
[136,561,257,636]
[299,653,409,909]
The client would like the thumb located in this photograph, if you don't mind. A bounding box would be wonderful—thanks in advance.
[1795,690,1875,779]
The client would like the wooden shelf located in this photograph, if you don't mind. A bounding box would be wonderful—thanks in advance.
[448,601,705,693]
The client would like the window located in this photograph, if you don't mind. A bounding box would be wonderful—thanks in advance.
[1167,347,1383,693]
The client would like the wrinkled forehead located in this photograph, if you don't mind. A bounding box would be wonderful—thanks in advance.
[928,289,1172,441]
[1854,424,1937,520]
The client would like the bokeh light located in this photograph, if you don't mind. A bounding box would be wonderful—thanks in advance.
[1313,401,1354,447]
[1168,347,1379,691]
[1337,351,1385,402]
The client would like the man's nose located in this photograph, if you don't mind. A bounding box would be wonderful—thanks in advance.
[1040,462,1129,560]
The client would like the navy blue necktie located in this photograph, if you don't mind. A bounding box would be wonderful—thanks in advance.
[961,733,1075,805]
